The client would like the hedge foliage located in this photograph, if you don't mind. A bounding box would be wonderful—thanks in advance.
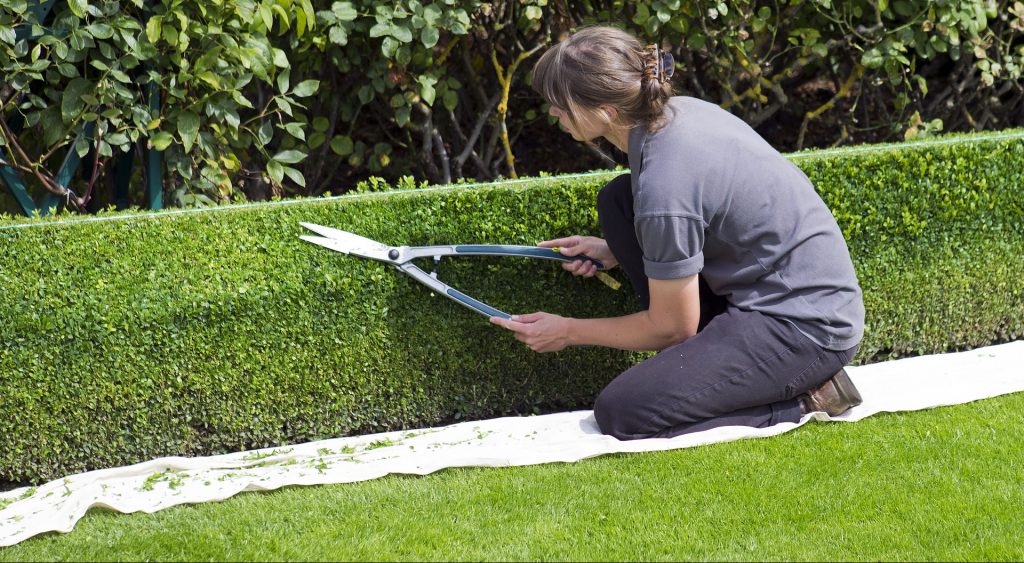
[2,0,1022,212]
[1,130,1023,484]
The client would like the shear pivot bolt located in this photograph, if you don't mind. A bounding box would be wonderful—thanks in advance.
[388,249,400,260]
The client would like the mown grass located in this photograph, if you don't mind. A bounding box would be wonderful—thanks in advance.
[2,391,1022,562]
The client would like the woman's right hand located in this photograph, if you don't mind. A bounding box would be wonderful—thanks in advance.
[538,235,618,277]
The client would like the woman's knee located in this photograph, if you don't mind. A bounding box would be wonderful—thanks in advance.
[596,173,632,220]
[593,382,653,441]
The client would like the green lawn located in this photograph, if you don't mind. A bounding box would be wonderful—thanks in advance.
[2,392,1022,562]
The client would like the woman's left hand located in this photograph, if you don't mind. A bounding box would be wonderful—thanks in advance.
[489,312,573,353]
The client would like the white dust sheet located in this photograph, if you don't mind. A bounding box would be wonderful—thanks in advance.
[2,340,1023,547]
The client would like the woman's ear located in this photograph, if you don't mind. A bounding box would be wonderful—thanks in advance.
[599,105,619,124]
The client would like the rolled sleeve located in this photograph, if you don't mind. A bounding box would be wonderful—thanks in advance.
[643,253,704,280]
[635,214,705,280]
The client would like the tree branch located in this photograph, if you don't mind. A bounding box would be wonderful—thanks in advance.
[490,43,546,178]
[79,126,104,207]
[416,102,452,184]
[0,116,69,198]
[454,92,499,173]
[797,64,864,150]
[411,104,441,182]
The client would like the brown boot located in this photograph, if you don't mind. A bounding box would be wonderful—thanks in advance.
[799,368,863,416]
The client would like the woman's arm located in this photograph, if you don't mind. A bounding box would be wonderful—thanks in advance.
[490,275,701,353]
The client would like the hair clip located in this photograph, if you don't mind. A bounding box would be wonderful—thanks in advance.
[643,44,674,83]
[660,51,675,81]
[642,44,659,82]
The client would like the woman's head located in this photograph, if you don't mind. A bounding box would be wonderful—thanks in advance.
[532,26,674,140]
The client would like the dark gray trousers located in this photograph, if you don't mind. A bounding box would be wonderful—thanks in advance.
[592,174,858,440]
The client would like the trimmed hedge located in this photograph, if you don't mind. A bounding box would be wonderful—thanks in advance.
[2,131,1023,484]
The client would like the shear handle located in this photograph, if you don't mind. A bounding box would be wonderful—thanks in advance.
[394,245,604,270]
[454,245,605,270]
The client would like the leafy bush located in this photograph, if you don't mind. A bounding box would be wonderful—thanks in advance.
[0,0,321,210]
[2,0,1022,213]
[0,130,1022,484]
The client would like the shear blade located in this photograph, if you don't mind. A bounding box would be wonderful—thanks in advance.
[300,235,353,254]
[299,223,395,262]
[300,223,389,249]
[300,222,352,239]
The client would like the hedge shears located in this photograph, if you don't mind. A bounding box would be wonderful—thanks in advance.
[299,222,606,320]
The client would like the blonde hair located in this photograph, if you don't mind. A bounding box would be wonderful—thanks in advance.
[532,26,674,135]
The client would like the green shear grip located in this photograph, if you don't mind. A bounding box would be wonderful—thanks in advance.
[454,245,604,270]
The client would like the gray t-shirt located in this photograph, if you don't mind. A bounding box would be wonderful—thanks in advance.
[628,96,864,351]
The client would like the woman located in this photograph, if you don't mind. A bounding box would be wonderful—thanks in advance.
[489,26,866,440]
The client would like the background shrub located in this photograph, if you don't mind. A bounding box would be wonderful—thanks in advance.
[1,0,1022,214]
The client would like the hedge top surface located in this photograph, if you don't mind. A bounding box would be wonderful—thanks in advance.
[1,128,1022,232]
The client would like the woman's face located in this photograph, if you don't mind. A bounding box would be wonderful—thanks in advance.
[548,104,609,143]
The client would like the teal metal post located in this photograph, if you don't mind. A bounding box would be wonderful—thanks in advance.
[38,192,62,214]
[1,108,37,215]
[41,122,96,215]
[14,0,57,41]
[0,166,37,216]
[146,80,162,210]
[2,0,68,216]
[112,151,133,209]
